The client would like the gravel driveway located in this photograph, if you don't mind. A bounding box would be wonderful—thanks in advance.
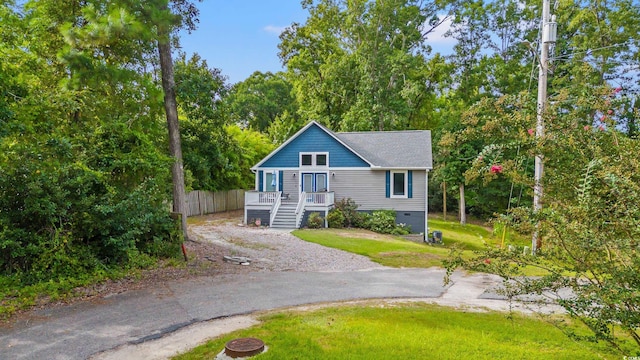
[189,214,384,273]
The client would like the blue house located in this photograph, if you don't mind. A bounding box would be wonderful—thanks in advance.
[244,121,433,233]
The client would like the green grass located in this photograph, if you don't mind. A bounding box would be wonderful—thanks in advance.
[293,217,547,275]
[174,303,620,360]
[292,228,448,268]
[292,218,502,269]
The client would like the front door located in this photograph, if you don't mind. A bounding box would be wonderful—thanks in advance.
[301,172,328,193]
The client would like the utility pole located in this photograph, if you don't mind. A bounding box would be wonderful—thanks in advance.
[532,0,556,254]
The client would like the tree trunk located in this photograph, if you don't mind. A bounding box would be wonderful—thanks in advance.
[157,26,189,249]
[459,183,466,225]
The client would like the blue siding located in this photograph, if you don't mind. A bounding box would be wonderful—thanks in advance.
[262,124,369,168]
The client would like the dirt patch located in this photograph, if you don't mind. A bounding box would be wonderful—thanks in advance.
[187,210,246,226]
[328,228,398,241]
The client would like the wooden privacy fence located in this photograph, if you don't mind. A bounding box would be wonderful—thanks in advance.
[185,189,245,217]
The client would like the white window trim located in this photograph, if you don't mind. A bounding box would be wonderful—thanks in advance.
[300,171,330,192]
[263,170,279,192]
[390,170,408,198]
[299,152,329,168]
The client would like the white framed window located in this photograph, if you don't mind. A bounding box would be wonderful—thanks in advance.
[264,171,278,192]
[299,152,329,167]
[391,171,407,198]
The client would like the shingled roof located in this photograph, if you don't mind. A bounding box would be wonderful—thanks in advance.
[336,130,432,169]
[252,121,433,170]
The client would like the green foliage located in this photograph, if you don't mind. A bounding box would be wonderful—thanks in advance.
[306,212,324,229]
[333,197,362,228]
[445,87,640,351]
[367,210,410,235]
[279,0,441,131]
[326,208,345,229]
[225,71,298,132]
[367,210,395,233]
[0,140,180,280]
[226,124,276,189]
[0,0,186,288]
[174,53,240,191]
[266,109,305,145]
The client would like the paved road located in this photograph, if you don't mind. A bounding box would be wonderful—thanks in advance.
[1,267,490,360]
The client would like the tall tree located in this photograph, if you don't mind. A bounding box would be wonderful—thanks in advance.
[0,0,185,277]
[436,0,492,222]
[551,0,640,131]
[279,0,447,131]
[225,71,298,132]
[157,11,189,245]
[120,0,201,244]
[174,53,241,191]
[446,87,640,352]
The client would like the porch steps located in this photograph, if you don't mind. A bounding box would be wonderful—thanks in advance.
[271,203,299,229]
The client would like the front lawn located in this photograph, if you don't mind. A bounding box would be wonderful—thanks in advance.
[292,227,448,268]
[174,303,620,359]
[293,216,546,275]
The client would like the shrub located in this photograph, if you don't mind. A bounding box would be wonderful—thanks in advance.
[390,223,411,235]
[366,210,412,235]
[326,209,345,229]
[0,129,179,282]
[334,198,362,228]
[368,210,397,234]
[358,212,372,230]
[306,212,324,229]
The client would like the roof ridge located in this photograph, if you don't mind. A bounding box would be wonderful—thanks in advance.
[338,129,430,135]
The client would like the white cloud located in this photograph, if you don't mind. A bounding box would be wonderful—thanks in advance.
[423,16,454,45]
[263,25,287,35]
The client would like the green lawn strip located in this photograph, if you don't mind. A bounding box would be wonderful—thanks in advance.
[428,219,497,250]
[292,229,446,268]
[294,220,549,276]
[174,303,620,360]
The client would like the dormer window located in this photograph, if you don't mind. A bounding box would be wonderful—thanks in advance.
[300,152,328,167]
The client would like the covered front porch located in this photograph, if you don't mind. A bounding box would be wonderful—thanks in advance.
[244,191,335,229]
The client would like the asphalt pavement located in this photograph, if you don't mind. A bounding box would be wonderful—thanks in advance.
[0,267,558,360]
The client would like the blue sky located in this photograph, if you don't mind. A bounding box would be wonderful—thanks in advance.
[179,1,308,84]
[179,1,454,85]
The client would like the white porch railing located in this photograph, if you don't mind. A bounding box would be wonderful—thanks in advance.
[246,191,335,229]
[295,192,307,228]
[269,194,282,226]
[245,191,280,205]
[305,191,335,205]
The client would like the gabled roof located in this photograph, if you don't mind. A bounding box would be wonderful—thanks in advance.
[337,130,432,169]
[252,121,373,170]
[252,121,433,170]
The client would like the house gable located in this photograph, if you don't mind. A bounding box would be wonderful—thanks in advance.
[259,123,370,168]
